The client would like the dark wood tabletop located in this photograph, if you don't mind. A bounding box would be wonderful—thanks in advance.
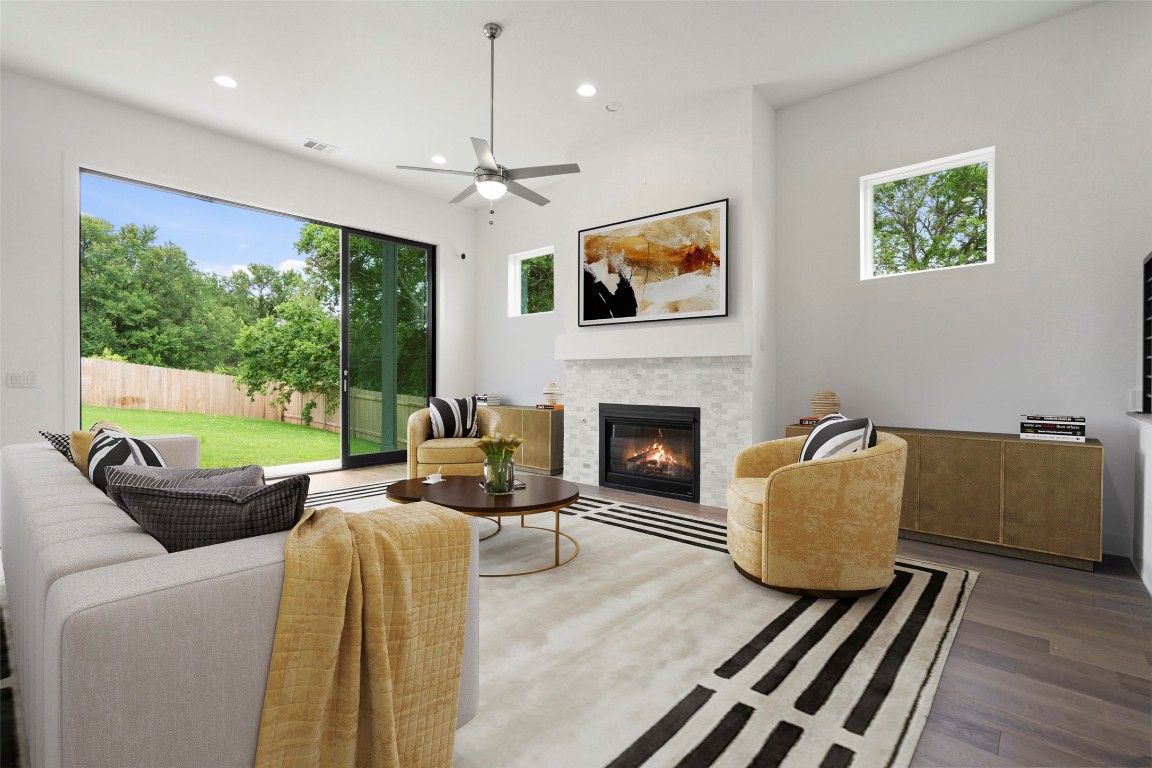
[386,475,580,515]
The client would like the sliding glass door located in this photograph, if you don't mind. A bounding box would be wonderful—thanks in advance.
[341,229,435,467]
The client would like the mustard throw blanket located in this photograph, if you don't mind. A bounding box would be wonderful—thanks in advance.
[255,502,471,768]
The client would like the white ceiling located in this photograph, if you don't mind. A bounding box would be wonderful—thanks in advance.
[1,0,1095,205]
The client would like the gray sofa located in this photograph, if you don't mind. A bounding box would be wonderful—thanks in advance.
[0,437,479,768]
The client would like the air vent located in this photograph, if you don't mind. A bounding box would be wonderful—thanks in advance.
[302,139,339,154]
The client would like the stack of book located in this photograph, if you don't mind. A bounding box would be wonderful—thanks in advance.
[536,403,564,410]
[476,393,502,406]
[1019,414,1086,442]
[798,416,821,426]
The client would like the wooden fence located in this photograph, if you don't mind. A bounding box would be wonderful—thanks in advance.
[82,358,424,447]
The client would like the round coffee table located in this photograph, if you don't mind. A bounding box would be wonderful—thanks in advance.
[386,475,580,576]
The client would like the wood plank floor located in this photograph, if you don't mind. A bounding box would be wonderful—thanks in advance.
[307,465,1152,767]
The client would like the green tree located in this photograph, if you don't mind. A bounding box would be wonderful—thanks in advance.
[233,292,340,426]
[872,162,988,276]
[220,263,306,324]
[293,224,429,397]
[520,253,555,314]
[80,215,243,371]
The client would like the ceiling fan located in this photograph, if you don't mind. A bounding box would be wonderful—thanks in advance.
[397,22,580,207]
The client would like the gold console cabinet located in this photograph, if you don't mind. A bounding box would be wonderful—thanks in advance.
[785,424,1103,569]
[491,406,565,475]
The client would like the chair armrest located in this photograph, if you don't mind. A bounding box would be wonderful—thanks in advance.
[732,435,806,478]
[476,407,501,437]
[761,435,907,589]
[407,409,432,478]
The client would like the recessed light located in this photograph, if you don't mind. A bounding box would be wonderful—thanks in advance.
[577,84,597,97]
[214,75,238,88]
[431,155,447,164]
[605,101,623,113]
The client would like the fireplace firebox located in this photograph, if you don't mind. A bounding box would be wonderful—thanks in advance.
[599,403,701,503]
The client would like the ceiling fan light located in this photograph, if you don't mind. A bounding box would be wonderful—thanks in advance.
[475,177,507,200]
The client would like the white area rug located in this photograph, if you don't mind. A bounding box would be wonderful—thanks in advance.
[310,486,977,768]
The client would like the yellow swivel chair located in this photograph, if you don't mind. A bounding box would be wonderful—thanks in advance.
[726,432,907,597]
[406,406,502,479]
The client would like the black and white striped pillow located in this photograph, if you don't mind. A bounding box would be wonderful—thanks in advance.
[799,413,876,462]
[87,431,167,491]
[428,396,479,438]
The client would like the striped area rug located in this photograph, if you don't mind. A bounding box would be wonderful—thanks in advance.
[453,493,976,768]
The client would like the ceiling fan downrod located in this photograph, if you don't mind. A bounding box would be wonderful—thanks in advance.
[483,22,501,158]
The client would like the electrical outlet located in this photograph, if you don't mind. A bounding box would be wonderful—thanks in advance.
[5,371,36,388]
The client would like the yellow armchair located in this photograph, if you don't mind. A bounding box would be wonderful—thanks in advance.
[727,432,907,597]
[406,406,502,479]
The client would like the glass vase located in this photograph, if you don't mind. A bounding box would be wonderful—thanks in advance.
[483,458,515,495]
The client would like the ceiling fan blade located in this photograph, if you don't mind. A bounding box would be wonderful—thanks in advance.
[397,165,475,176]
[505,163,581,181]
[505,180,550,206]
[471,137,498,171]
[449,184,477,204]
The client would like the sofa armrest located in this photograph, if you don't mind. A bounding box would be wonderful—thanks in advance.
[140,434,200,469]
[732,435,806,478]
[44,532,289,768]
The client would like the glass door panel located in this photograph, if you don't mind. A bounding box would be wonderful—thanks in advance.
[341,229,434,467]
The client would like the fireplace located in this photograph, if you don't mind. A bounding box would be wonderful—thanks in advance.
[599,403,701,503]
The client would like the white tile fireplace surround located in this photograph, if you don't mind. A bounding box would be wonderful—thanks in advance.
[563,356,754,507]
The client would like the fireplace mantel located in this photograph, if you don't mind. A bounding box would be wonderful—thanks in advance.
[554,321,749,361]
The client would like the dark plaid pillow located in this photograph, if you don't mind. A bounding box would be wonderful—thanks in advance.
[428,395,479,438]
[104,464,266,511]
[39,430,74,463]
[114,474,310,553]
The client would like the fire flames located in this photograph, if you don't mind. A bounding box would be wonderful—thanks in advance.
[623,429,691,479]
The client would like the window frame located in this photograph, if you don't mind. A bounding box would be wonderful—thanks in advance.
[860,146,995,281]
[507,245,556,317]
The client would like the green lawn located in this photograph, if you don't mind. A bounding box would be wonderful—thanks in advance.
[81,406,383,468]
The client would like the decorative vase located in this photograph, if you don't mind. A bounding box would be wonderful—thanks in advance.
[542,382,563,406]
[810,390,840,418]
[483,458,516,495]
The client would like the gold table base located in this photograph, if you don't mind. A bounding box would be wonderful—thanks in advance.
[477,509,579,577]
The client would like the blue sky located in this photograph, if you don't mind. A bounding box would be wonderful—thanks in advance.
[80,173,309,276]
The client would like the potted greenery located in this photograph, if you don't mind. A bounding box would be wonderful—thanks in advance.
[474,432,523,495]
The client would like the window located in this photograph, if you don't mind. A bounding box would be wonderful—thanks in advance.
[860,147,994,279]
[508,246,555,316]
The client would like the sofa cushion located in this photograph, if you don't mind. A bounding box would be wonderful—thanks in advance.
[429,396,479,439]
[799,413,876,462]
[417,438,488,465]
[69,421,133,478]
[114,474,310,553]
[87,432,167,491]
[104,464,266,510]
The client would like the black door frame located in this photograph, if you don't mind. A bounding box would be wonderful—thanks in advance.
[340,227,437,469]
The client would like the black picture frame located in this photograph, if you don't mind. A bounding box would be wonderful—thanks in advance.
[578,198,728,327]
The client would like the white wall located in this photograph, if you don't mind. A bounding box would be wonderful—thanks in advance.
[775,2,1152,556]
[0,70,477,446]
[471,190,567,406]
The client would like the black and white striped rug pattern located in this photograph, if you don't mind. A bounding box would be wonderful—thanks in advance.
[304,480,397,508]
[557,496,973,768]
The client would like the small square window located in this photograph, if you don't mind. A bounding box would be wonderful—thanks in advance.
[861,147,994,279]
[508,247,554,316]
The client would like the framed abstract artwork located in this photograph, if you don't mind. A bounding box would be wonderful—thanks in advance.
[578,199,728,326]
